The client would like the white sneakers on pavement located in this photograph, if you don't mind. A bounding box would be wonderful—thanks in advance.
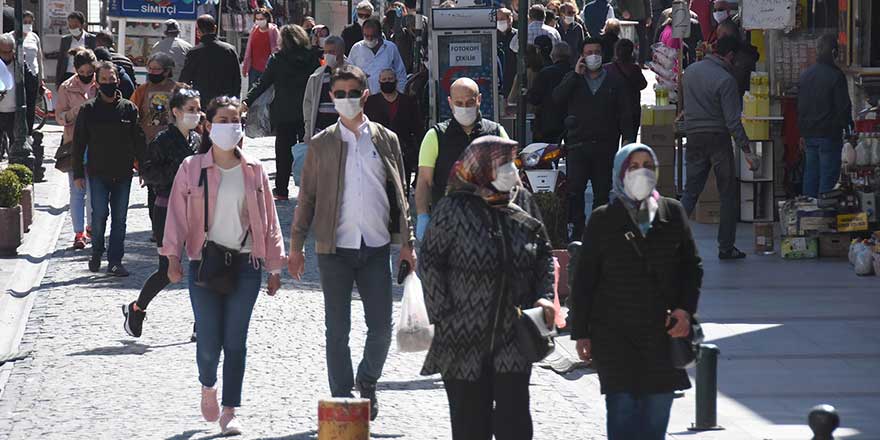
[220,408,243,436]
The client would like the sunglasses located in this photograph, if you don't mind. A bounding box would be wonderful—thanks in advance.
[332,90,364,99]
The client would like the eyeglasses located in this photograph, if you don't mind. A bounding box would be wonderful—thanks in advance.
[332,90,364,99]
[357,13,371,18]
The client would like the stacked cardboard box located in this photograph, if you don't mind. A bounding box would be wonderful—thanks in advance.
[694,170,722,224]
[640,124,676,195]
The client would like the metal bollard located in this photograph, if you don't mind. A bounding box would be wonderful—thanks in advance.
[809,404,839,440]
[688,344,724,431]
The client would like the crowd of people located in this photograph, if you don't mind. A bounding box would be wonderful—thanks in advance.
[4,0,855,438]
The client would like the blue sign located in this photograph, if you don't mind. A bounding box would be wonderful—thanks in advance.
[108,0,198,20]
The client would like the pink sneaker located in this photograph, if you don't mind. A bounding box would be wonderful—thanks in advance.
[201,386,220,422]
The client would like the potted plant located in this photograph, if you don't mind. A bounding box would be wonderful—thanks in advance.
[5,164,34,231]
[0,169,23,255]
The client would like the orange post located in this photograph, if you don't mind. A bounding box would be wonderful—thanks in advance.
[318,398,371,440]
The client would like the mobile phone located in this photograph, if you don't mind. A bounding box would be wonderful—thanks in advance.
[397,260,411,285]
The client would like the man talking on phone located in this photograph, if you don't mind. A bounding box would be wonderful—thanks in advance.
[553,38,635,240]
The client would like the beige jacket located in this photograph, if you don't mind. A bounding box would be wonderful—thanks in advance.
[302,64,329,140]
[291,121,414,255]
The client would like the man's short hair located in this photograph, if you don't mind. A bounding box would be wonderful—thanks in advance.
[362,18,382,33]
[95,30,114,47]
[330,64,368,90]
[67,11,85,24]
[197,15,217,34]
[324,35,345,51]
[95,61,118,78]
[715,35,741,56]
[356,0,374,12]
[817,33,838,58]
[529,5,546,21]
[580,37,603,53]
[0,33,14,48]
[551,41,571,62]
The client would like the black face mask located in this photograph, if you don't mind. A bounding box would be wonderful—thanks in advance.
[99,82,119,97]
[78,73,94,84]
[380,81,396,94]
[147,73,166,84]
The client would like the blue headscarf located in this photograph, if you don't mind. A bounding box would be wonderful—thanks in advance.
[610,143,661,236]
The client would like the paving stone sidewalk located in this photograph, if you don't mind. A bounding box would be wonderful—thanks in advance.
[0,132,606,439]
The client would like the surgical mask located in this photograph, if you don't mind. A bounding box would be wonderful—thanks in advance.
[713,10,729,23]
[333,97,363,119]
[364,38,379,49]
[585,54,602,71]
[324,54,338,67]
[70,27,83,37]
[99,82,119,97]
[380,81,396,93]
[357,17,367,26]
[319,36,328,48]
[23,24,32,34]
[563,16,575,25]
[497,20,509,32]
[491,162,519,192]
[623,168,657,201]
[210,123,243,151]
[452,105,478,126]
[178,112,201,131]
[255,19,268,28]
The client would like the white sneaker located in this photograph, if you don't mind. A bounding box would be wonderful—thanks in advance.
[201,386,220,422]
[220,410,243,436]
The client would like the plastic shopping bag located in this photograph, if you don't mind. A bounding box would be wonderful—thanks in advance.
[854,245,874,276]
[245,85,274,138]
[396,273,434,352]
[291,142,308,186]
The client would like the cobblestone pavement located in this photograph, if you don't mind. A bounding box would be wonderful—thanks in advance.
[0,129,606,439]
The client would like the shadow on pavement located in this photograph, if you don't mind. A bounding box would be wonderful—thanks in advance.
[164,429,216,440]
[68,339,191,356]
[378,378,443,391]
[34,202,68,215]
[255,430,318,440]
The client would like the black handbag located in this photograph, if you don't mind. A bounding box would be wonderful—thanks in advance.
[624,230,703,369]
[54,141,73,173]
[195,168,249,296]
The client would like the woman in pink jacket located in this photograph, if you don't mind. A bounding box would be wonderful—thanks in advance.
[160,96,285,436]
[241,8,281,89]
[55,47,98,249]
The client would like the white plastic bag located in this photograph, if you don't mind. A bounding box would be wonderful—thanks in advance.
[873,253,880,277]
[855,139,871,166]
[849,240,864,265]
[854,246,874,276]
[842,141,856,166]
[871,138,880,165]
[396,273,434,352]
[245,85,274,138]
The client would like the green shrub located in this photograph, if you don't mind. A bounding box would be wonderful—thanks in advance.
[0,170,22,208]
[5,164,33,186]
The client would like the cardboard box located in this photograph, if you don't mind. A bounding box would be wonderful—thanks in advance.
[781,236,818,259]
[640,125,676,146]
[796,209,837,234]
[858,192,877,222]
[837,212,869,232]
[818,233,851,258]
[653,105,677,125]
[653,146,676,168]
[695,201,721,224]
[656,164,675,189]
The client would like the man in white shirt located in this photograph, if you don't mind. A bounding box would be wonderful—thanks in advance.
[347,18,408,96]
[0,33,38,157]
[510,4,562,54]
[51,11,96,88]
[151,19,193,81]
[289,64,416,422]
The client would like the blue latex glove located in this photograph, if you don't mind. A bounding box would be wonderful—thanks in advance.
[416,213,430,241]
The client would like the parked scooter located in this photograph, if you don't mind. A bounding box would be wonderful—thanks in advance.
[516,116,578,195]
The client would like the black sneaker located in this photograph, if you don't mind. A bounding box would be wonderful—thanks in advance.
[190,322,197,342]
[108,264,130,277]
[719,247,747,260]
[122,302,146,338]
[356,380,379,421]
[88,254,102,272]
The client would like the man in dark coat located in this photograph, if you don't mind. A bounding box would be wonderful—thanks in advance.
[94,47,135,100]
[528,42,573,143]
[95,30,138,87]
[179,15,242,108]
[0,33,38,151]
[496,7,518,98]
[49,11,96,88]
[342,1,374,55]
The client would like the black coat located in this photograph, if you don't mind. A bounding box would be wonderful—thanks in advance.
[341,23,363,55]
[420,190,555,381]
[245,46,320,126]
[363,92,424,170]
[51,32,97,88]
[570,197,703,394]
[179,34,241,107]
[72,95,146,180]
[553,69,635,144]
[528,61,572,143]
[497,28,517,97]
[140,125,199,197]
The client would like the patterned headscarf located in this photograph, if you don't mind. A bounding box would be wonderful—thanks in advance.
[610,143,661,236]
[447,136,520,206]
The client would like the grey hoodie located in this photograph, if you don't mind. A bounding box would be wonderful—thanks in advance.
[682,55,749,150]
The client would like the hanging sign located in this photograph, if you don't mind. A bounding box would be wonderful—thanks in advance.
[671,0,691,39]
[107,0,198,20]
[742,0,796,30]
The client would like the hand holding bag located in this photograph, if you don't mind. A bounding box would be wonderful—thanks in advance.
[195,168,249,296]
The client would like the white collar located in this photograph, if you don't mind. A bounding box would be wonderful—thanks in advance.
[338,115,371,140]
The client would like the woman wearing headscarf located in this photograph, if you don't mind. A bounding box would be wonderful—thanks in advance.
[570,143,703,440]
[420,136,556,440]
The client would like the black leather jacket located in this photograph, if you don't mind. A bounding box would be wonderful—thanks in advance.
[140,125,199,196]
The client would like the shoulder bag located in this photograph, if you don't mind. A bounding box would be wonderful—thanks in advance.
[195,167,249,296]
[54,141,73,173]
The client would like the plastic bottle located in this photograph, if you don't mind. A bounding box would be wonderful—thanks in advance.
[842,140,856,166]
[855,138,871,166]
[871,136,880,166]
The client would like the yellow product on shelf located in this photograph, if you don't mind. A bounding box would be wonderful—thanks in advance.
[641,105,655,126]
[654,105,676,126]
[655,88,669,106]
[743,118,770,140]
[757,96,770,116]
[743,93,757,117]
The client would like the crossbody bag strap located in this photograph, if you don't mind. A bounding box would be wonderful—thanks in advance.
[200,168,208,233]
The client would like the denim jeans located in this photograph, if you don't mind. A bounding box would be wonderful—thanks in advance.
[802,137,843,198]
[606,392,675,440]
[188,258,262,407]
[680,133,738,253]
[67,172,91,234]
[317,243,393,397]
[248,68,263,89]
[88,176,131,265]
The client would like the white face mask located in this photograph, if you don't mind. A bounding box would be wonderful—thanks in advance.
[210,123,243,151]
[324,54,338,67]
[23,24,33,34]
[334,97,363,120]
[496,20,509,32]
[178,112,201,131]
[255,19,268,28]
[491,162,520,192]
[70,27,83,37]
[713,10,730,23]
[585,54,603,71]
[357,17,367,26]
[364,38,379,49]
[563,16,575,25]
[623,168,657,201]
[452,105,478,126]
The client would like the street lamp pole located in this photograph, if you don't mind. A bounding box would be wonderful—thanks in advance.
[8,0,33,169]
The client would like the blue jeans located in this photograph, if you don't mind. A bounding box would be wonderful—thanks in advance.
[67,171,91,233]
[188,258,262,407]
[88,176,131,265]
[317,243,393,397]
[248,68,263,89]
[606,392,675,440]
[803,137,843,198]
